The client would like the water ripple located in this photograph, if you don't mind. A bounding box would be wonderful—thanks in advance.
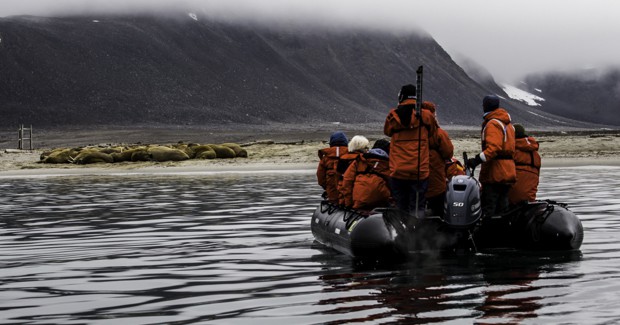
[1,168,620,324]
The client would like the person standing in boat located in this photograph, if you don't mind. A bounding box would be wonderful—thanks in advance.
[340,147,391,211]
[467,95,517,218]
[337,135,370,206]
[317,131,349,204]
[422,101,455,217]
[384,84,439,218]
[508,124,541,205]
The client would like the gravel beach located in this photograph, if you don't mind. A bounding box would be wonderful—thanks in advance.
[1,127,619,178]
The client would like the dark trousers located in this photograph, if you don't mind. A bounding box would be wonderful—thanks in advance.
[426,192,446,218]
[481,183,511,218]
[391,178,428,218]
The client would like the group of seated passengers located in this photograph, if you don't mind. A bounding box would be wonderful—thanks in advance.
[317,131,466,215]
[317,126,540,217]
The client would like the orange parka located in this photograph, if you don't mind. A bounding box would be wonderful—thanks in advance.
[422,101,455,198]
[508,136,541,204]
[340,152,391,210]
[479,108,517,184]
[427,127,455,198]
[336,151,363,205]
[384,99,438,180]
[317,146,349,203]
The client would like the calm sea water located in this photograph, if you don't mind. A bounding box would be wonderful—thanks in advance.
[1,167,619,324]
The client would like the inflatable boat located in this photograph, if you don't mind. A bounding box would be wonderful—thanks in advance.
[311,173,584,260]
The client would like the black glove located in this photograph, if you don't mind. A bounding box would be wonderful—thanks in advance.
[467,154,483,168]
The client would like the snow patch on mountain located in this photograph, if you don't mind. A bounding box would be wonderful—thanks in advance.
[502,84,545,106]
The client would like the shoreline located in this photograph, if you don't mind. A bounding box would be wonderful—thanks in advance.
[1,131,619,178]
[1,158,619,179]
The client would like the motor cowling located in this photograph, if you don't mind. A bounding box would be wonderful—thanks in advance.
[443,175,482,227]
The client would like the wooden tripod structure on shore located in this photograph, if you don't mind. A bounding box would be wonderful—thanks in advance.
[18,124,33,150]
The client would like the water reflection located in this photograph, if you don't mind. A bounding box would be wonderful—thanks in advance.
[0,167,619,324]
[315,250,583,324]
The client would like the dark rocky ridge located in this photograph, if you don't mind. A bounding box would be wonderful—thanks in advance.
[0,13,598,130]
[523,68,620,126]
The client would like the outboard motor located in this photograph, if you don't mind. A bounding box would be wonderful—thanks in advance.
[443,175,482,227]
[443,153,483,228]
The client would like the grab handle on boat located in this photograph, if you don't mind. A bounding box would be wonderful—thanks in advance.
[320,201,338,214]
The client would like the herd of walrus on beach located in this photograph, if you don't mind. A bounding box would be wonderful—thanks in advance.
[38,142,248,164]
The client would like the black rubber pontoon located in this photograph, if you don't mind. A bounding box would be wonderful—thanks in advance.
[311,199,583,260]
[311,172,583,260]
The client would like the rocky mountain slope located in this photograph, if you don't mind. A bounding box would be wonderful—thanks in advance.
[0,12,599,129]
[522,68,620,126]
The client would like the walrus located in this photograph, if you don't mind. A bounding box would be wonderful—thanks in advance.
[147,146,190,162]
[111,147,149,162]
[99,147,123,155]
[40,150,53,161]
[195,149,216,159]
[174,143,196,159]
[208,144,236,159]
[221,143,248,158]
[131,148,151,162]
[41,148,81,164]
[73,150,114,164]
[186,144,215,159]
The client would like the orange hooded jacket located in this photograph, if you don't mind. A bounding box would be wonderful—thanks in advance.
[336,151,363,205]
[423,101,454,198]
[478,108,517,184]
[384,99,438,180]
[427,128,455,198]
[426,128,454,198]
[340,152,391,210]
[508,136,541,204]
[317,146,348,203]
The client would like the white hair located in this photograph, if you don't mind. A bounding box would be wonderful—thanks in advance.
[348,135,369,152]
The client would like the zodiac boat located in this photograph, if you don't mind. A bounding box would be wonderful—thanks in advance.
[311,174,584,260]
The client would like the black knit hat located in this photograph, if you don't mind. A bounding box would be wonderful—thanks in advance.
[483,95,500,113]
[514,124,527,138]
[329,131,348,147]
[372,138,391,154]
[398,84,417,103]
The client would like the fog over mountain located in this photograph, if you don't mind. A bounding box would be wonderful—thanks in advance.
[0,12,605,130]
[522,68,620,126]
[2,0,620,83]
[453,55,507,98]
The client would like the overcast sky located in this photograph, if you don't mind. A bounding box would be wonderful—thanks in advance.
[1,0,619,82]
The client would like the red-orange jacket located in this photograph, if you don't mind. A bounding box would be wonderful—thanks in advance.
[340,154,391,210]
[446,157,466,179]
[384,99,438,180]
[508,136,541,204]
[317,146,348,203]
[336,152,363,205]
[427,128,454,198]
[479,108,517,184]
